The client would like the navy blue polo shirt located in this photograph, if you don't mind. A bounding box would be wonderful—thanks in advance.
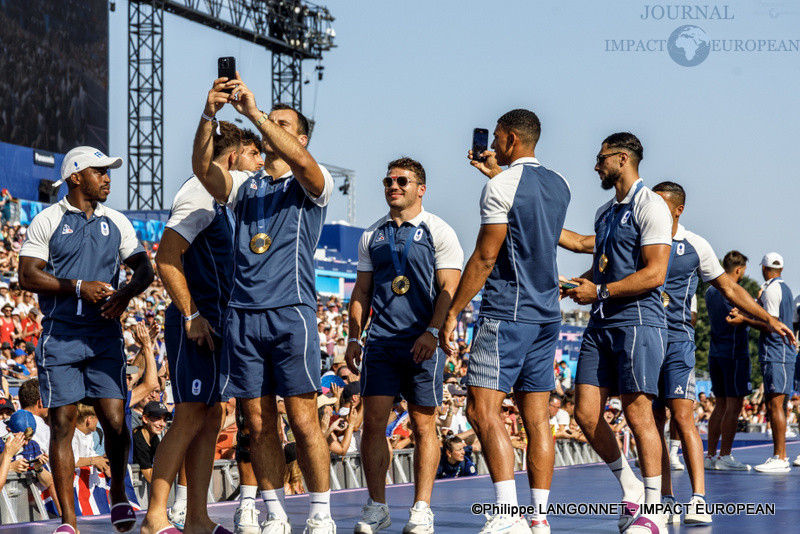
[357,209,463,346]
[478,157,571,324]
[20,198,144,337]
[163,176,234,330]
[706,285,750,359]
[226,166,334,309]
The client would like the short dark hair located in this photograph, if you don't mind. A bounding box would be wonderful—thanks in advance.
[652,181,686,206]
[271,103,310,138]
[444,435,464,453]
[722,250,748,272]
[212,121,243,160]
[603,132,643,166]
[18,378,40,410]
[563,390,575,406]
[549,392,562,404]
[496,108,541,147]
[387,157,426,185]
[239,128,261,151]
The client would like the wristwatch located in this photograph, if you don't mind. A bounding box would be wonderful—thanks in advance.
[597,284,610,301]
[426,327,440,339]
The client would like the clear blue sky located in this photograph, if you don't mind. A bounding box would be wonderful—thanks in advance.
[106,1,800,303]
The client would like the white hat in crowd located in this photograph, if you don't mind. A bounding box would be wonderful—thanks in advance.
[761,252,784,269]
[55,146,123,187]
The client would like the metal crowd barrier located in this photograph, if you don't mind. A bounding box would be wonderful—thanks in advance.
[0,440,622,524]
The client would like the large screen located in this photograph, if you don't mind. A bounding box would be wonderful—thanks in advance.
[0,0,109,154]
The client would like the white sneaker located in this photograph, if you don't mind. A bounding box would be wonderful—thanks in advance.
[754,455,791,473]
[168,506,186,530]
[305,513,337,534]
[669,453,685,471]
[786,429,797,438]
[529,518,550,533]
[354,500,391,533]
[477,514,529,533]
[793,454,800,467]
[403,503,434,534]
[684,495,712,524]
[703,455,719,470]
[623,514,665,534]
[661,496,679,525]
[261,513,292,534]
[234,500,261,534]
[715,454,751,471]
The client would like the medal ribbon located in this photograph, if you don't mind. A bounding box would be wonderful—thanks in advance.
[386,223,415,278]
[253,176,283,239]
[598,181,644,264]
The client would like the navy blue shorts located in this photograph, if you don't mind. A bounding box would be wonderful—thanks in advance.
[708,357,751,398]
[220,305,321,399]
[361,344,443,407]
[761,360,795,396]
[654,341,696,409]
[36,334,126,408]
[464,318,559,393]
[164,322,223,405]
[575,326,666,396]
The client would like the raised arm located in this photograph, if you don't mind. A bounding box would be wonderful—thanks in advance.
[192,77,237,203]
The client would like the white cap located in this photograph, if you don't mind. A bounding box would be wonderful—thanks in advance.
[761,252,784,269]
[56,146,123,187]
[0,282,7,289]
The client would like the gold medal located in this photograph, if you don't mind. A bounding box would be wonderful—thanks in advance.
[250,233,271,254]
[661,291,671,307]
[598,254,609,273]
[391,275,411,295]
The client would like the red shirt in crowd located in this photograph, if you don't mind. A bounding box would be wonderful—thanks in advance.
[0,317,14,346]
[20,317,40,345]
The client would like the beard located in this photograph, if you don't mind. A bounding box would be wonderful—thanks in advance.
[600,170,621,190]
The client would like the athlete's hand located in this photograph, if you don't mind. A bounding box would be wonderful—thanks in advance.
[80,281,115,303]
[558,274,569,301]
[204,77,232,118]
[566,278,597,305]
[411,331,438,364]
[439,314,458,356]
[766,315,797,345]
[228,72,260,119]
[101,291,133,319]
[345,341,362,375]
[725,307,746,326]
[185,314,216,350]
[468,149,502,178]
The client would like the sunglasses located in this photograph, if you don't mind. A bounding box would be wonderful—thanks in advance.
[595,152,625,164]
[382,176,419,188]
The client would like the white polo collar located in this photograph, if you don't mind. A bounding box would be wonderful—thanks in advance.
[59,197,106,217]
[673,223,687,241]
[614,178,644,205]
[385,207,426,228]
[510,157,540,167]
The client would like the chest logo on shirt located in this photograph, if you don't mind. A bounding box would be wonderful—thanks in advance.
[375,232,385,242]
[250,180,258,190]
[413,229,424,242]
[100,221,110,236]
[61,224,73,235]
[676,243,685,255]
[620,212,631,225]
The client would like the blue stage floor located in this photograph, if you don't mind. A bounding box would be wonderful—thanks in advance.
[4,440,800,533]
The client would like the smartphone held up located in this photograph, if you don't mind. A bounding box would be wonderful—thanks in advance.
[217,56,237,93]
[472,128,489,162]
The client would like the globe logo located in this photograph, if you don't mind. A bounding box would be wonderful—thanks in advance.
[667,25,711,67]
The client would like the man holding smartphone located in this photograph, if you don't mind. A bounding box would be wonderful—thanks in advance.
[441,109,570,534]
[19,146,154,534]
[346,157,463,534]
[140,122,263,534]
[192,74,335,534]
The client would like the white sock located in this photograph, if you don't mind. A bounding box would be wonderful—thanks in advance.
[412,501,429,510]
[530,488,549,521]
[368,497,387,507]
[240,484,258,506]
[261,489,288,520]
[643,476,661,506]
[309,490,331,519]
[173,484,187,511]
[607,456,642,502]
[493,479,517,506]
[669,438,680,457]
